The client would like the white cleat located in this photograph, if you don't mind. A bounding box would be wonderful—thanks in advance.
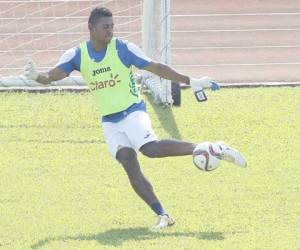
[216,141,247,167]
[151,214,175,231]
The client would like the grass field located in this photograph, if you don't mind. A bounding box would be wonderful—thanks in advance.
[0,87,299,250]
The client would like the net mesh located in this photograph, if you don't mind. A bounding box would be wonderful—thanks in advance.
[0,0,142,77]
[0,0,173,104]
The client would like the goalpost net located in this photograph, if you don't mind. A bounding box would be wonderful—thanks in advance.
[0,0,176,105]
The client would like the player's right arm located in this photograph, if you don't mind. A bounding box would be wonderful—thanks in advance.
[24,47,80,85]
[24,59,67,85]
[37,67,68,85]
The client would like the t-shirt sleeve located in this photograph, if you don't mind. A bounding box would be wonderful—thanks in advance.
[55,47,80,75]
[126,42,152,69]
[117,39,152,69]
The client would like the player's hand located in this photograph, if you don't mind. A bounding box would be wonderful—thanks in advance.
[24,59,39,81]
[190,77,220,92]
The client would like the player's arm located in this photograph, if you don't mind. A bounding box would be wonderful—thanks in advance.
[123,42,190,83]
[144,62,189,84]
[24,59,67,85]
[37,67,68,85]
[144,61,220,91]
[24,47,79,85]
[123,40,219,93]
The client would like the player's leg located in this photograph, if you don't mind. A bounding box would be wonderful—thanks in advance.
[123,111,246,167]
[140,139,196,158]
[124,111,196,156]
[116,147,159,206]
[140,140,246,167]
[116,147,175,229]
[102,120,174,229]
[216,141,247,167]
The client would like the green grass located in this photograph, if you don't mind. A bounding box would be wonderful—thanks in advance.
[0,87,299,250]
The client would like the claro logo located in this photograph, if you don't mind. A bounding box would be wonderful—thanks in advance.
[89,73,121,91]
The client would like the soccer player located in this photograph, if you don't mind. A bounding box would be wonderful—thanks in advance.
[24,7,246,230]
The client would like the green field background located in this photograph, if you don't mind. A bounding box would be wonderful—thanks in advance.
[0,88,299,250]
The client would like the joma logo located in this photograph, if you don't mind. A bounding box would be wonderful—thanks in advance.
[92,66,111,76]
[90,73,121,91]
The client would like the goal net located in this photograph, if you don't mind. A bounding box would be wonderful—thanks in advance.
[0,0,175,105]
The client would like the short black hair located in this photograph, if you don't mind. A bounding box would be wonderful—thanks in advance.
[88,7,112,25]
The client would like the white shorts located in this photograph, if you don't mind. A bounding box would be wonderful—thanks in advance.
[101,111,158,158]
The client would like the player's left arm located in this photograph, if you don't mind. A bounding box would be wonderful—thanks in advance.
[144,62,189,84]
[123,40,220,92]
[144,61,220,91]
[123,42,190,84]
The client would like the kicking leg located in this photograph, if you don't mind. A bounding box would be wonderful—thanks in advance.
[140,139,197,158]
[140,140,247,167]
[216,141,247,167]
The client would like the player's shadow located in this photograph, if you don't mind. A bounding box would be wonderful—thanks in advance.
[144,93,182,139]
[31,227,225,249]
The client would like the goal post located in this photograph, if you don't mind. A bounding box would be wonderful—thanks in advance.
[0,0,178,105]
[139,0,178,105]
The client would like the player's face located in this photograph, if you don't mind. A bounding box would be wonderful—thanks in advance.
[90,17,114,44]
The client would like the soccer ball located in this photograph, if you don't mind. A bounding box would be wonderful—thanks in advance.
[193,142,221,171]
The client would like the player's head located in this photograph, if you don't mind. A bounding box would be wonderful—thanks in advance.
[88,7,114,44]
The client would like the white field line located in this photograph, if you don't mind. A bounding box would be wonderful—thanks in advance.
[1,82,299,93]
[174,62,300,67]
[173,13,300,17]
[2,45,300,53]
[2,62,300,72]
[172,29,300,32]
[172,45,300,49]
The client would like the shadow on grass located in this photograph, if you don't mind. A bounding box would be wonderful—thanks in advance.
[31,227,225,249]
[144,93,182,140]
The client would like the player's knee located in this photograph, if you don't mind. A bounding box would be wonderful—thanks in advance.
[140,141,162,158]
[116,147,137,166]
